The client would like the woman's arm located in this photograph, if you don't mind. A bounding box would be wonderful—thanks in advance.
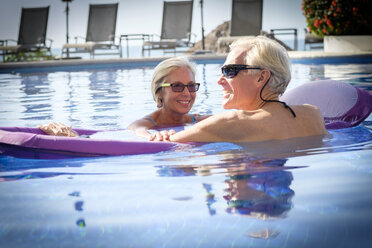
[127,118,155,139]
[146,114,212,142]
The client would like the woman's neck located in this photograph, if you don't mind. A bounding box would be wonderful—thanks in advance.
[155,108,189,125]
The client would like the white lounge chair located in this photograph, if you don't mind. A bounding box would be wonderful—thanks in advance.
[217,0,263,53]
[61,3,121,59]
[0,6,52,62]
[142,0,195,56]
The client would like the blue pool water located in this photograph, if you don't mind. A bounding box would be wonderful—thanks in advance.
[0,58,372,248]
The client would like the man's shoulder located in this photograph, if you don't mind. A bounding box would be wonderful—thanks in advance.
[294,103,320,111]
[293,104,323,118]
[209,110,258,122]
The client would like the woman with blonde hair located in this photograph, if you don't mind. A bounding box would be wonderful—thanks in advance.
[39,56,209,140]
[127,56,208,139]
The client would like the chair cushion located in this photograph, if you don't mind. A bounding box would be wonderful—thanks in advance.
[63,42,96,50]
[0,45,21,51]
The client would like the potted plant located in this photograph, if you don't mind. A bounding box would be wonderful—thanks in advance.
[302,0,372,52]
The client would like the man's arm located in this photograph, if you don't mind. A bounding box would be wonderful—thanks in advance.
[169,112,242,143]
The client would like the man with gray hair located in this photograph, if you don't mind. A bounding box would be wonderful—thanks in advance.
[151,36,327,142]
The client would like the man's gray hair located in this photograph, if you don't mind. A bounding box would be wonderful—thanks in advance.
[230,36,291,95]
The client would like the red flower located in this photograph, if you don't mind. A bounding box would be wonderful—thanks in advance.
[326,19,333,28]
[352,7,358,15]
[314,19,320,28]
[302,0,372,36]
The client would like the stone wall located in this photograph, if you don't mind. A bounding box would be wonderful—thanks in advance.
[188,21,230,53]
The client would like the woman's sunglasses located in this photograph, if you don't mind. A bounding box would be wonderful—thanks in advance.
[161,82,200,92]
[221,64,262,78]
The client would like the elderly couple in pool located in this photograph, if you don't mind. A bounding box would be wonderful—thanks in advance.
[39,36,327,142]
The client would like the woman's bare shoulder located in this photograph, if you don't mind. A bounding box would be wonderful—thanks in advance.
[127,112,157,130]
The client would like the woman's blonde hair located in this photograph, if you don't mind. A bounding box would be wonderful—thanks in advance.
[151,56,196,107]
[230,36,291,95]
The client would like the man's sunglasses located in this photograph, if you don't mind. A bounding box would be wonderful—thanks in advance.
[161,82,200,92]
[221,64,262,78]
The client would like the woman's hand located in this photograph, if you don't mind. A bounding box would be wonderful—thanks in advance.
[38,122,79,137]
[148,129,176,142]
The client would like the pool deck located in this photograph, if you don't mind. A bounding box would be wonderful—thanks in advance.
[1,50,372,73]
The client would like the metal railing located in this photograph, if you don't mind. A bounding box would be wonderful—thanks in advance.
[270,28,298,51]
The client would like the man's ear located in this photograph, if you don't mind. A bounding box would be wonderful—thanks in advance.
[258,70,271,85]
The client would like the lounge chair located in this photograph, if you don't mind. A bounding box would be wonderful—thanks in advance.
[142,0,195,56]
[268,29,298,51]
[217,0,263,53]
[304,29,323,50]
[0,6,52,62]
[61,3,121,59]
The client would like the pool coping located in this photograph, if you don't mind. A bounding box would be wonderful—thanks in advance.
[1,51,371,73]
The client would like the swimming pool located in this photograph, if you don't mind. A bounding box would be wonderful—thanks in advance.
[0,57,372,247]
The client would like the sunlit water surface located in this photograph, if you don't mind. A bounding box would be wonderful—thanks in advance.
[0,60,372,248]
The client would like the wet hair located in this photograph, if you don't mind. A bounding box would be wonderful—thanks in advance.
[151,56,196,108]
[230,36,291,95]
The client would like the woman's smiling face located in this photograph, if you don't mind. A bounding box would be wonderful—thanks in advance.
[161,66,196,115]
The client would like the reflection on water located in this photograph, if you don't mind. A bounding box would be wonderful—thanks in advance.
[156,155,296,221]
[0,136,371,247]
[224,163,294,220]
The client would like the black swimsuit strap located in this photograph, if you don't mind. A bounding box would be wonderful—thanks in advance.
[260,99,297,118]
[259,75,296,118]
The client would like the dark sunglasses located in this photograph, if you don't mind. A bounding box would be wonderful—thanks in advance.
[161,82,200,92]
[221,64,262,78]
